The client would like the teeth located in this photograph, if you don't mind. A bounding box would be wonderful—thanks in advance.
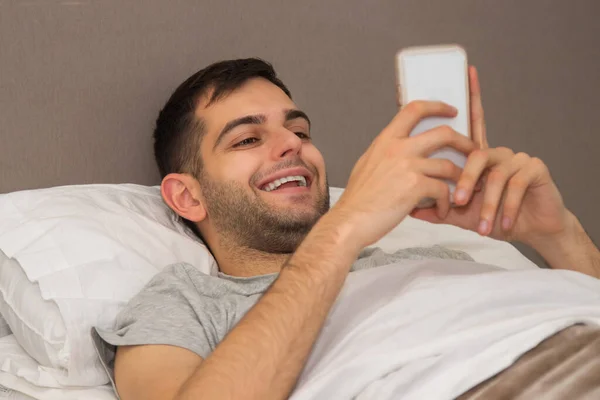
[263,175,308,192]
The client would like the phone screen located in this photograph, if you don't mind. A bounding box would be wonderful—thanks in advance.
[400,49,469,142]
[396,45,471,205]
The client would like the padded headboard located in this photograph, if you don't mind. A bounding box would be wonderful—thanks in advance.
[1,0,599,266]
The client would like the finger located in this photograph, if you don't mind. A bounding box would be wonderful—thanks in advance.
[417,177,451,219]
[387,100,458,139]
[412,194,480,229]
[409,125,476,157]
[478,153,531,235]
[454,147,514,205]
[410,207,442,224]
[416,158,463,182]
[469,66,489,149]
[500,157,547,232]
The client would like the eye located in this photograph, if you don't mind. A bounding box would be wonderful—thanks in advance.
[233,137,259,148]
[295,132,310,140]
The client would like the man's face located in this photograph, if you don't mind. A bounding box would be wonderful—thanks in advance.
[196,78,329,253]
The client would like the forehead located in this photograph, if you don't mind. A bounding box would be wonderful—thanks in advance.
[196,78,297,139]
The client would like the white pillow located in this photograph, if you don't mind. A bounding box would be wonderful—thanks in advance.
[0,184,216,388]
[0,335,116,400]
[0,313,10,338]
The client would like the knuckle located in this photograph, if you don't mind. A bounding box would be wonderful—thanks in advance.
[509,176,527,189]
[439,125,456,140]
[405,100,425,114]
[514,152,531,161]
[487,168,507,184]
[497,146,515,156]
[442,160,458,175]
[530,157,548,172]
[469,149,488,162]
[440,124,453,134]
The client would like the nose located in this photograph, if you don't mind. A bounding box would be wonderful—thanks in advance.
[272,128,303,159]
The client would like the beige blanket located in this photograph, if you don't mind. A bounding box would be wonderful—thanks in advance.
[458,324,600,399]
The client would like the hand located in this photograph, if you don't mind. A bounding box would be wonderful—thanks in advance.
[333,101,476,249]
[410,67,570,246]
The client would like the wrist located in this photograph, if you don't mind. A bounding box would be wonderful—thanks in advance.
[520,210,576,253]
[525,211,600,278]
[287,207,363,278]
[318,206,365,255]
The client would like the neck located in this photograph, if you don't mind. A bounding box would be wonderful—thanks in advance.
[210,236,291,277]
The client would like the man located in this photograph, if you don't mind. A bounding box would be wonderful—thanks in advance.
[93,58,600,399]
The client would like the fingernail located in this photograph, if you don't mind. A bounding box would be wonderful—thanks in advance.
[502,216,511,230]
[455,189,467,203]
[478,219,489,235]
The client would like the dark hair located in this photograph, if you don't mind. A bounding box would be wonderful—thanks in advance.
[153,58,292,238]
[153,58,291,179]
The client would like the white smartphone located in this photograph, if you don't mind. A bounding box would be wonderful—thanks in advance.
[395,44,471,208]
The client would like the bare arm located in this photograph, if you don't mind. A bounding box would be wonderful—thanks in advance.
[114,212,359,400]
[114,101,474,400]
[525,211,600,279]
[175,211,360,400]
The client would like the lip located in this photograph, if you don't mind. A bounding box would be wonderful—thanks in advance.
[255,167,313,191]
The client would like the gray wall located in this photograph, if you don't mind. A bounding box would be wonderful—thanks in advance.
[1,0,599,266]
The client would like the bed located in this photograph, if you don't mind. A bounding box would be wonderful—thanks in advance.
[1,1,599,399]
[0,183,546,400]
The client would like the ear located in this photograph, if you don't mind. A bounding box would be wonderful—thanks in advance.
[160,173,207,223]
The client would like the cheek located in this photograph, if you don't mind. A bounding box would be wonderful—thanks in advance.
[304,145,326,177]
[218,150,265,184]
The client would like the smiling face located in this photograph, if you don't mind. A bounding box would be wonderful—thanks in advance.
[195,77,330,253]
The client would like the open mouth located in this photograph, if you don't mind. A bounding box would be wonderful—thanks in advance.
[260,175,311,192]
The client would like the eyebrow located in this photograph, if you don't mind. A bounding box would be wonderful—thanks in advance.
[213,109,312,150]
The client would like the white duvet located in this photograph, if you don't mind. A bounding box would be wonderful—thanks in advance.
[3,259,599,399]
[291,259,600,400]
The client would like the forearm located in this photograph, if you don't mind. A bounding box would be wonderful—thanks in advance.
[175,211,361,400]
[526,211,600,279]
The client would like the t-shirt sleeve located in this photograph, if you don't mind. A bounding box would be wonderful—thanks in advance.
[91,263,219,394]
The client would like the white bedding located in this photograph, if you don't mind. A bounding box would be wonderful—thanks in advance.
[0,185,545,398]
[0,336,115,400]
[0,314,10,338]
[291,259,600,399]
[4,259,599,400]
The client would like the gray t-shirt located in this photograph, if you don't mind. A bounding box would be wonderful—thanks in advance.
[92,246,472,395]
